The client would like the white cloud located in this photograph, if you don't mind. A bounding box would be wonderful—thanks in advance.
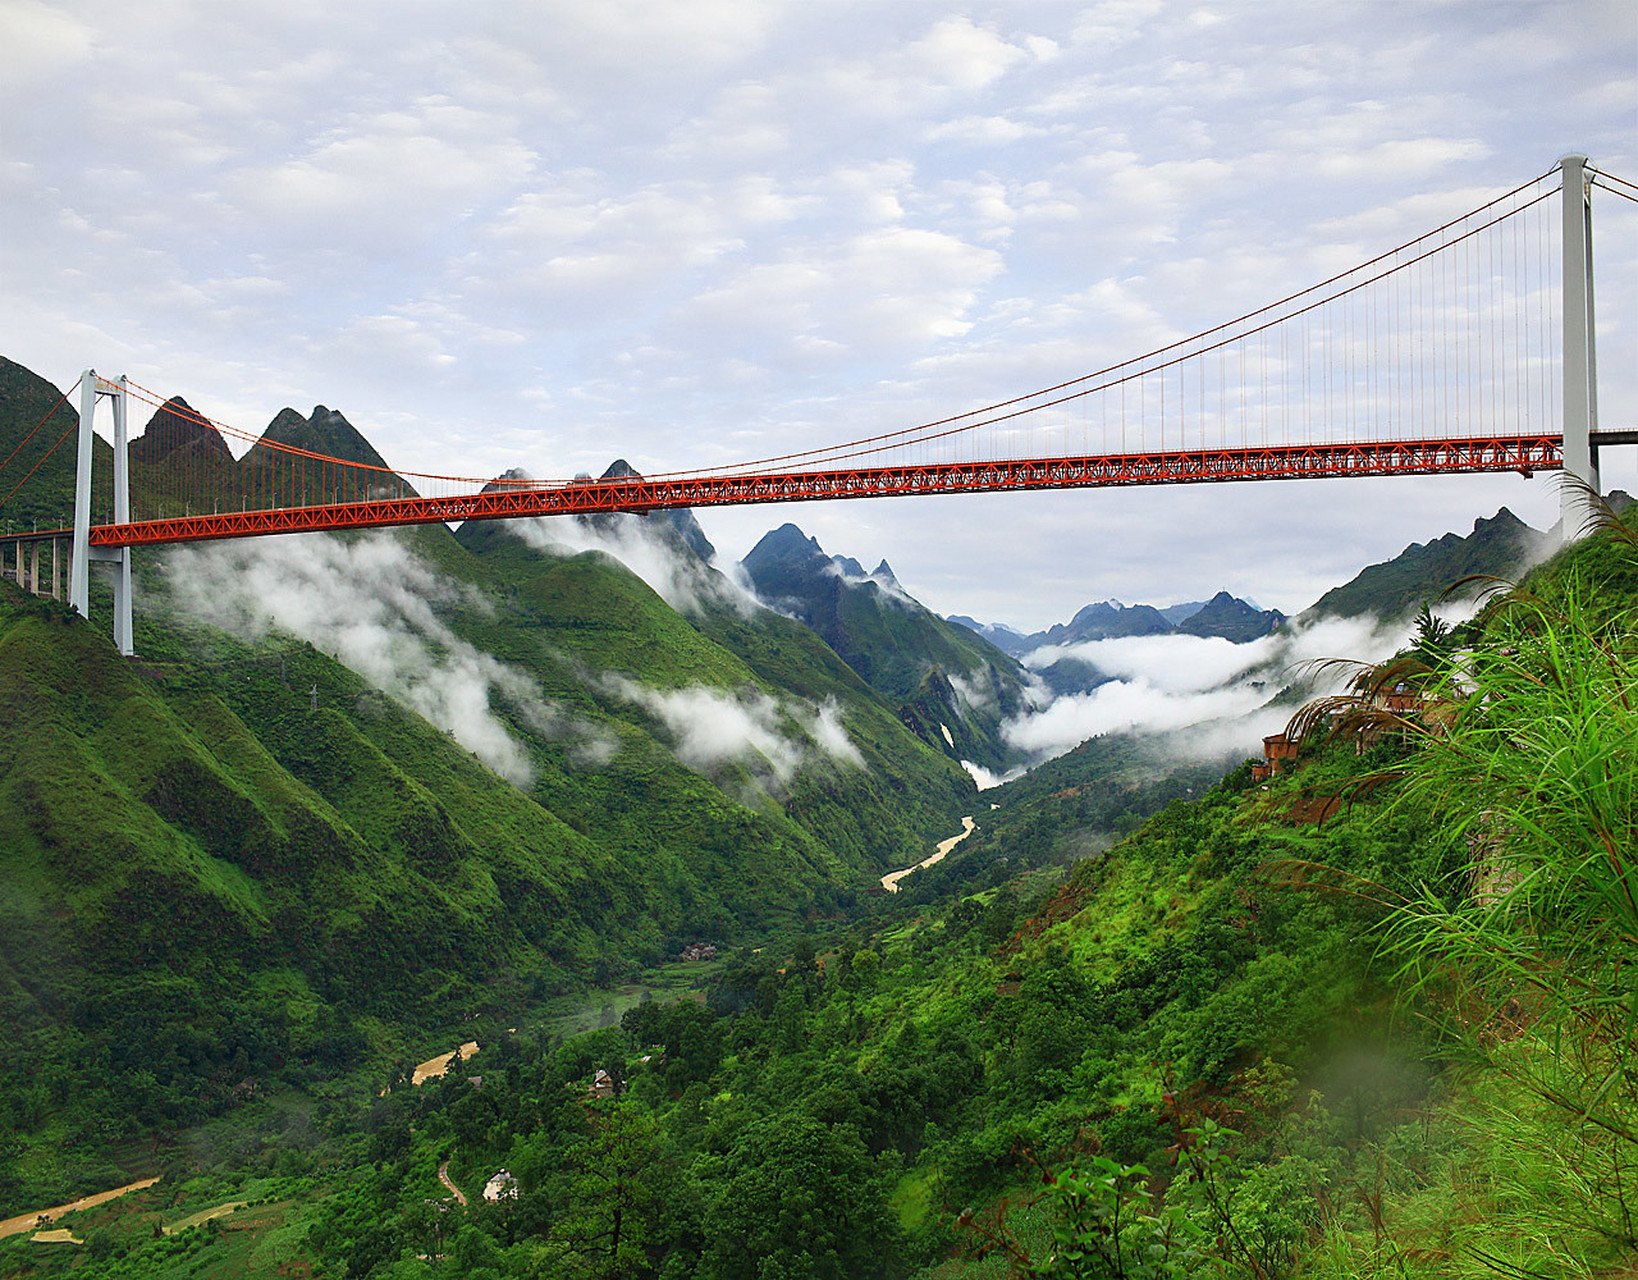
[684,224,1004,356]
[946,669,996,714]
[475,177,801,325]
[1313,136,1492,183]
[1026,631,1267,690]
[158,531,614,786]
[928,114,1047,145]
[815,16,1033,118]
[0,1,93,97]
[961,759,1024,790]
[1004,612,1410,763]
[808,698,865,766]
[910,17,1029,92]
[508,509,760,618]
[229,101,537,246]
[1068,1,1164,54]
[661,81,791,164]
[601,676,863,786]
[824,556,916,608]
[1004,676,1265,759]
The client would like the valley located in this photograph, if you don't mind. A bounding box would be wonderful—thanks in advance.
[0,355,1630,1279]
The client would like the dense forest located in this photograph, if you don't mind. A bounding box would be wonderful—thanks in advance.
[0,360,1632,1276]
[0,502,1630,1278]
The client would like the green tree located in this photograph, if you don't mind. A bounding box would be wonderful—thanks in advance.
[704,1113,902,1279]
[848,947,881,991]
[549,1101,674,1279]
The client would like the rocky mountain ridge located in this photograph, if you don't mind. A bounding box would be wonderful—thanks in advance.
[1303,506,1555,622]
[740,522,1030,769]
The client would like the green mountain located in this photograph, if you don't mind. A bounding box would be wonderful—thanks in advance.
[741,522,1030,768]
[0,357,112,534]
[1040,599,1174,644]
[127,396,233,468]
[587,458,716,559]
[0,359,981,1211]
[1304,506,1553,621]
[440,513,976,871]
[245,405,399,473]
[1176,589,1285,641]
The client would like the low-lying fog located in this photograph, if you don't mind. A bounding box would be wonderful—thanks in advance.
[1004,614,1410,764]
[152,515,1431,797]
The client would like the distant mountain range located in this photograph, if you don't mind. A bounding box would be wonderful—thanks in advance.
[950,590,1286,656]
[948,500,1616,650]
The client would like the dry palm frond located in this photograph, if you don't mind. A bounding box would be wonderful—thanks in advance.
[1280,653,1443,753]
[1564,472,1638,547]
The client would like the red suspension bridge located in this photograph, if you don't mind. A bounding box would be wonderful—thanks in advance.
[2,156,1633,656]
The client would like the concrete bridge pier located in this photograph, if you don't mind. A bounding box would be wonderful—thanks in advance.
[3,536,62,601]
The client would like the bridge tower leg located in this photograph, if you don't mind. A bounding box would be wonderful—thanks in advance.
[69,369,96,617]
[109,376,132,656]
[68,370,134,656]
[1560,154,1600,538]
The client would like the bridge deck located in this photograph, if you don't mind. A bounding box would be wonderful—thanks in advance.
[0,432,1586,550]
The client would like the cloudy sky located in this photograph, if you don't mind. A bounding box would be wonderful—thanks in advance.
[3,0,1634,629]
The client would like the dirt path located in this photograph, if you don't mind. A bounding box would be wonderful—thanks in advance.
[0,1176,161,1241]
[437,1159,467,1207]
[412,1041,480,1086]
[881,816,975,893]
[164,1200,248,1235]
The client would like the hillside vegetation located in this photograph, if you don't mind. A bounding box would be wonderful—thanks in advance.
[0,370,1012,1222]
[0,510,1625,1278]
[0,353,1630,1278]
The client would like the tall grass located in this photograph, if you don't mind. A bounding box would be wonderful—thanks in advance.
[1311,509,1638,1275]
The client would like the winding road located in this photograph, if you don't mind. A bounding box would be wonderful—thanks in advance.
[437,1160,467,1207]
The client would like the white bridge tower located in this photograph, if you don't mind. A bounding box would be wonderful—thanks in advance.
[69,370,134,657]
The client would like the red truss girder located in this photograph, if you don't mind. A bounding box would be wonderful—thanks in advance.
[86,434,1562,549]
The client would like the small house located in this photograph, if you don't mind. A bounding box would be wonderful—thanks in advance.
[483,1169,518,1202]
